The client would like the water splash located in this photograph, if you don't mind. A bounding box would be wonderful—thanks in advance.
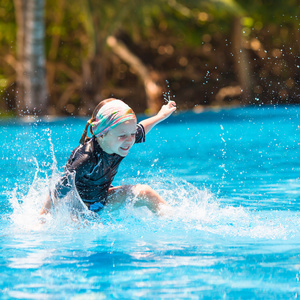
[7,132,93,232]
[163,80,175,103]
[6,137,300,240]
[219,124,228,183]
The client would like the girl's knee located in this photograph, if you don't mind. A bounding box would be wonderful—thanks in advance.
[133,184,154,198]
[132,184,167,213]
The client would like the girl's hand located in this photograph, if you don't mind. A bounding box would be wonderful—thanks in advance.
[139,101,176,134]
[157,101,176,120]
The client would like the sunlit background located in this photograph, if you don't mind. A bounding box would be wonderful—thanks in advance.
[0,0,299,116]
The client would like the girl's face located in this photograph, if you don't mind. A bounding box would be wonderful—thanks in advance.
[97,119,137,157]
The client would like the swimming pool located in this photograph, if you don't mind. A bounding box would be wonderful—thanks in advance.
[1,106,300,299]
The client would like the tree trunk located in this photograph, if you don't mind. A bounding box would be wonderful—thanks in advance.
[232,16,252,104]
[14,0,48,116]
[47,0,66,108]
[13,0,26,114]
[107,35,163,114]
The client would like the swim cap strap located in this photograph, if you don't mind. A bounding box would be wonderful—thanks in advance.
[79,119,93,145]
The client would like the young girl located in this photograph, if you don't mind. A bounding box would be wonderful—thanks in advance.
[40,98,176,215]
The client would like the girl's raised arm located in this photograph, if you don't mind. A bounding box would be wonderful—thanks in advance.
[139,101,176,134]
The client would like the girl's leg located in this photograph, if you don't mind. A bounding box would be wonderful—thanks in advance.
[105,185,132,211]
[106,184,168,214]
[131,184,168,213]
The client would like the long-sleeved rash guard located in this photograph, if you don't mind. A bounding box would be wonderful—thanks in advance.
[54,124,145,208]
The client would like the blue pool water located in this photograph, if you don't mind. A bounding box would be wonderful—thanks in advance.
[1,106,300,299]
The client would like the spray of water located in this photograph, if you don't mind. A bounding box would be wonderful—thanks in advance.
[219,124,229,184]
[6,132,300,240]
[163,80,175,104]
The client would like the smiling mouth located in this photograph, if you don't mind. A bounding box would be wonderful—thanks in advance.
[120,146,130,151]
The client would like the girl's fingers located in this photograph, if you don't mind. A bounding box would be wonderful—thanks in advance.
[168,101,176,108]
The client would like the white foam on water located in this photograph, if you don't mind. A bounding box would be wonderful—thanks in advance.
[129,177,300,240]
[6,138,300,241]
[7,133,97,233]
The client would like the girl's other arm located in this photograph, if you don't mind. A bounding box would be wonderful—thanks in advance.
[139,101,176,134]
[40,150,90,215]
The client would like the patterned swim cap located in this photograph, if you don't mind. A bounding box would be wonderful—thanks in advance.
[91,100,136,137]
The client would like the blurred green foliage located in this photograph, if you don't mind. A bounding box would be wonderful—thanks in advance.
[0,0,299,115]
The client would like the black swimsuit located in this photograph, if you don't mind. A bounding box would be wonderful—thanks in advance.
[53,124,145,211]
